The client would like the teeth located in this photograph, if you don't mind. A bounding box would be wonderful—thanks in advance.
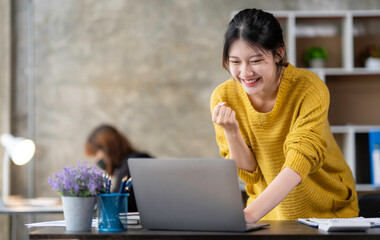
[243,78,259,83]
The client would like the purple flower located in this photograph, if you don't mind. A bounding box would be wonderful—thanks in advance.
[47,160,105,197]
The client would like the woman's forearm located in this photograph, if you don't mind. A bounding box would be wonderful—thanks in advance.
[224,129,256,172]
[244,167,302,223]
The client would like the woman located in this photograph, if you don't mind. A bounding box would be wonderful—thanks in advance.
[210,9,358,223]
[84,124,152,212]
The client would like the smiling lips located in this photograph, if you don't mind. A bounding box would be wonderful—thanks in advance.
[241,77,261,87]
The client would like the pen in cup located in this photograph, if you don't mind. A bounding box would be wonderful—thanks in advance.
[103,173,112,193]
[125,177,132,192]
[119,176,128,194]
[108,178,112,193]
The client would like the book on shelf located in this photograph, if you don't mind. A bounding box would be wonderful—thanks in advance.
[369,129,380,187]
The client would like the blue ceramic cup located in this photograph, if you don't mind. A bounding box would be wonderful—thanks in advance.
[97,193,129,231]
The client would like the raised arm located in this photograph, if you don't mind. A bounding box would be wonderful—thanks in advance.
[212,102,256,172]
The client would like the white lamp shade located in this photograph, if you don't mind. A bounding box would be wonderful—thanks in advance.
[1,133,35,165]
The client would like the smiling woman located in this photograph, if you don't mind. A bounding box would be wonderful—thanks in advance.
[210,8,359,223]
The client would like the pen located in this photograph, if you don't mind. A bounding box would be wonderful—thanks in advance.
[103,173,108,193]
[119,176,128,194]
[125,177,132,192]
[108,178,112,193]
[103,173,112,193]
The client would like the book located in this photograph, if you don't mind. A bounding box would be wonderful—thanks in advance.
[297,217,380,232]
[119,212,140,225]
[369,130,380,187]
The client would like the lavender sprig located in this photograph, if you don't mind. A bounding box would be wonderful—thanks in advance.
[48,160,105,197]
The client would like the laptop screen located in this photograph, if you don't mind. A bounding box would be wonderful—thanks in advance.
[128,158,248,232]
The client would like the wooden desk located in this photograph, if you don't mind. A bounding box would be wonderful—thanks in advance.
[29,220,380,240]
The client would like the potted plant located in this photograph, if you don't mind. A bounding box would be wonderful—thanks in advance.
[364,45,380,69]
[303,46,328,68]
[48,161,105,232]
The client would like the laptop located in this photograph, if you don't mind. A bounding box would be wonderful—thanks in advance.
[128,158,269,232]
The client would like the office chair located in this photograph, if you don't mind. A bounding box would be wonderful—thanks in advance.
[358,193,380,217]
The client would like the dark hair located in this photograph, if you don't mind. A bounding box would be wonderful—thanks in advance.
[222,9,286,76]
[84,124,135,175]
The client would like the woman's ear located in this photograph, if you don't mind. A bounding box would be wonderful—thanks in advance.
[275,46,285,63]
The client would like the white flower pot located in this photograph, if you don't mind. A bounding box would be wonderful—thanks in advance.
[365,57,380,70]
[309,58,325,68]
[62,196,96,232]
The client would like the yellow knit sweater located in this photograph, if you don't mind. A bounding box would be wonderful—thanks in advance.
[210,63,359,220]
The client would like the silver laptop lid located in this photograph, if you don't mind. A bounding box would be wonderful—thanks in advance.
[128,158,247,232]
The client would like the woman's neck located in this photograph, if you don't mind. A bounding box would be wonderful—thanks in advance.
[248,66,284,113]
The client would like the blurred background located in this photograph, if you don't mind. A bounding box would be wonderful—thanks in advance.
[1,0,380,239]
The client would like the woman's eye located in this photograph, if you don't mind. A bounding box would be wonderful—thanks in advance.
[251,59,261,63]
[230,61,240,64]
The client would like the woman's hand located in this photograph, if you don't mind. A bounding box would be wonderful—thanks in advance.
[212,102,239,134]
[244,208,260,223]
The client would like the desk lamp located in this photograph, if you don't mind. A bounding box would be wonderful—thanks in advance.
[0,133,35,205]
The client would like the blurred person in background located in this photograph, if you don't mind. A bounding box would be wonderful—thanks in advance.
[84,124,152,212]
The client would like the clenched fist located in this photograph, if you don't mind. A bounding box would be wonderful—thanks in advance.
[212,102,239,133]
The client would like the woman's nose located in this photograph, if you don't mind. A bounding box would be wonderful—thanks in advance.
[241,63,253,76]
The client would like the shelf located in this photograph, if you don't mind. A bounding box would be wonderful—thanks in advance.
[356,184,380,192]
[309,68,380,76]
[356,184,380,197]
[331,125,380,134]
[273,11,347,18]
[272,10,380,19]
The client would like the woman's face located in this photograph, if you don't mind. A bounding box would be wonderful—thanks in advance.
[228,39,280,98]
[95,149,105,162]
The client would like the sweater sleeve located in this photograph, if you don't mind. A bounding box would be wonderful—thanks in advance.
[283,82,329,181]
[210,88,230,159]
[238,167,262,184]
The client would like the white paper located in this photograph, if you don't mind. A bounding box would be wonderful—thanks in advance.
[25,219,97,228]
[26,213,141,228]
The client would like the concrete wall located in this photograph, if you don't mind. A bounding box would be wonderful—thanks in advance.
[5,0,380,239]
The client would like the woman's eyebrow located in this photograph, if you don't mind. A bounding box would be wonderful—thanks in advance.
[229,54,262,59]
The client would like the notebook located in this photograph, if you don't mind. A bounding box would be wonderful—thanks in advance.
[128,158,269,232]
[297,217,380,232]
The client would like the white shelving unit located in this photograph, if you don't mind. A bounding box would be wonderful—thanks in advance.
[271,10,380,188]
[273,10,380,69]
